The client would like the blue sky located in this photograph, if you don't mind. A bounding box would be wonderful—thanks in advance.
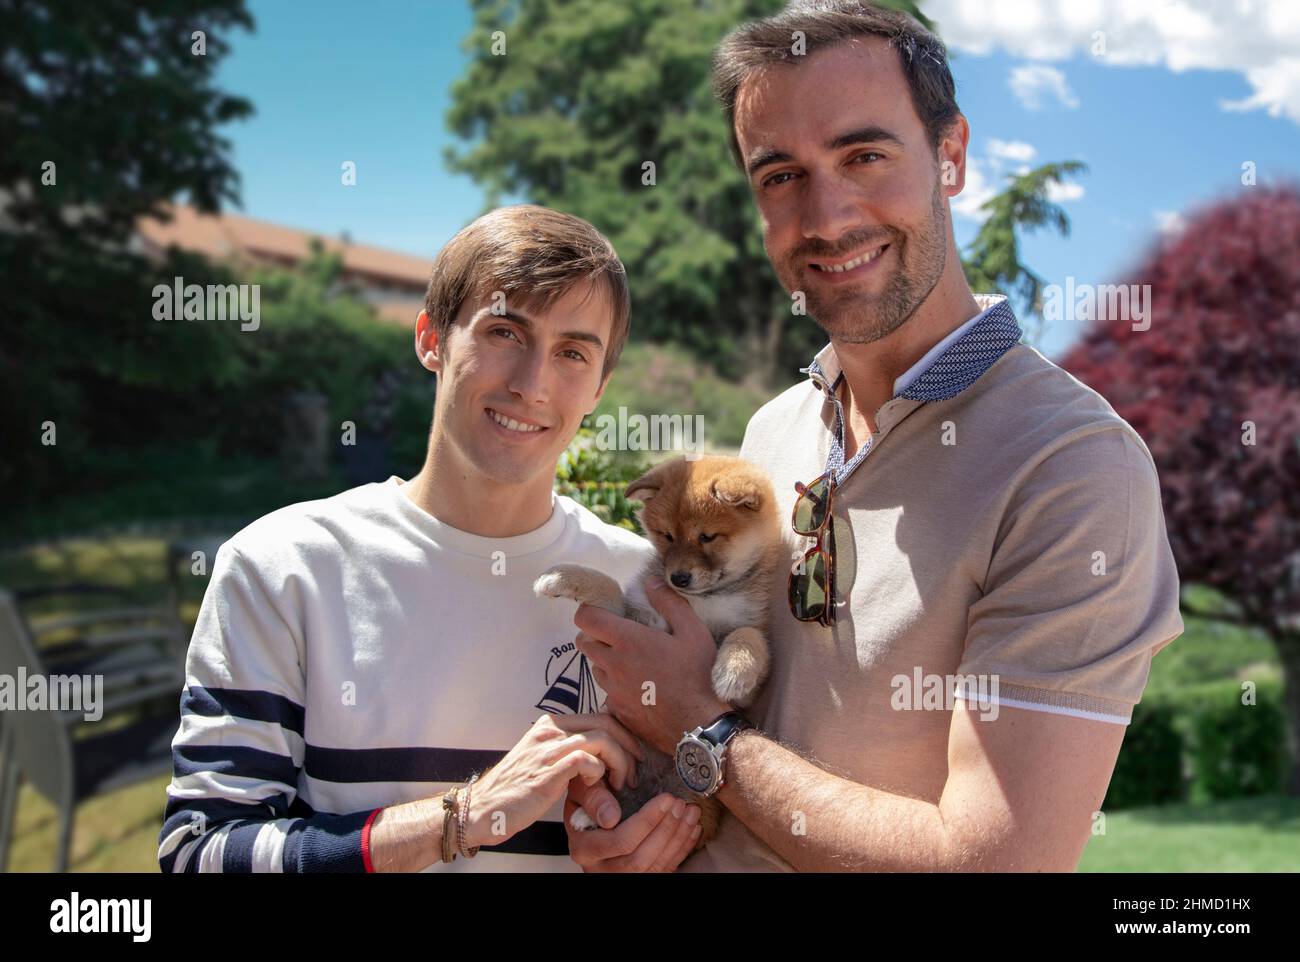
[214,0,1300,360]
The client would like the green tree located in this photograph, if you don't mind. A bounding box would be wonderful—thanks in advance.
[961,161,1089,347]
[446,0,1072,387]
[447,0,790,384]
[0,0,255,513]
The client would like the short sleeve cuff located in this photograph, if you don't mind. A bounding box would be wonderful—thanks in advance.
[953,680,1135,725]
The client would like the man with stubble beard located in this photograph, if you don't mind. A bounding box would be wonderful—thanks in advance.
[567,0,1184,872]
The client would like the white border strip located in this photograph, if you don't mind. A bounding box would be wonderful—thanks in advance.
[952,689,1130,726]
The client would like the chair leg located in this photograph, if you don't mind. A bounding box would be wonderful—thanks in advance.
[55,794,75,873]
[0,753,18,874]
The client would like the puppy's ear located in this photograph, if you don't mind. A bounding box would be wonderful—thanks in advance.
[710,473,763,511]
[625,462,671,503]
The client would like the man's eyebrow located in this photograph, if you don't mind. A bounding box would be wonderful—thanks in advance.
[486,309,606,350]
[746,125,906,179]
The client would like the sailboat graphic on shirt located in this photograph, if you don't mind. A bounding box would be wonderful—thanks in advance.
[537,648,602,715]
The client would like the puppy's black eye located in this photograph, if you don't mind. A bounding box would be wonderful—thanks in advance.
[659,531,674,543]
[698,532,717,544]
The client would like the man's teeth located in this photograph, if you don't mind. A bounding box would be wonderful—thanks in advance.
[816,245,886,273]
[489,409,544,433]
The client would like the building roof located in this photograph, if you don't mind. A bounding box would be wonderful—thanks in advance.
[137,203,432,290]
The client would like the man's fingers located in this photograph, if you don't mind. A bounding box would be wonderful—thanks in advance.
[569,792,674,865]
[574,603,657,649]
[551,730,632,791]
[555,749,605,787]
[574,633,613,682]
[649,803,702,872]
[610,795,688,872]
[569,776,621,830]
[642,575,696,634]
[551,712,646,763]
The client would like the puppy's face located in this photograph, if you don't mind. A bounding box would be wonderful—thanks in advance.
[626,457,780,595]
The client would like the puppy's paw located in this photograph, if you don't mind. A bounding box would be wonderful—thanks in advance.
[533,566,584,603]
[568,808,599,832]
[712,627,769,707]
[534,564,627,616]
[712,661,761,706]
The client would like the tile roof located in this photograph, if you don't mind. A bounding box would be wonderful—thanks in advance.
[138,204,432,290]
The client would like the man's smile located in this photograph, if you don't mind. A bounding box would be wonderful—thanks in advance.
[807,242,890,281]
[485,407,549,436]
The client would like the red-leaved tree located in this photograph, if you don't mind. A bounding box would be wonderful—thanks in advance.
[1062,184,1300,794]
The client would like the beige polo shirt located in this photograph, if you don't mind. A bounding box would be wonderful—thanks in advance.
[681,298,1184,872]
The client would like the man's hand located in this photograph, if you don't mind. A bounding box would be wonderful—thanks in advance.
[574,575,729,754]
[565,778,702,872]
[465,712,643,850]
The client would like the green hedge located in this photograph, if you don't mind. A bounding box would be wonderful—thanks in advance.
[1103,698,1185,809]
[1104,676,1288,810]
[1181,676,1288,803]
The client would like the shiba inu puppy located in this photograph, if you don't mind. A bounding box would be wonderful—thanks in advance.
[533,454,783,847]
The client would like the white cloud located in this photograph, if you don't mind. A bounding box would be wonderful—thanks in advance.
[1155,209,1188,235]
[987,138,1039,162]
[927,0,1300,126]
[953,156,998,220]
[1047,180,1086,202]
[952,138,1084,222]
[1009,64,1081,109]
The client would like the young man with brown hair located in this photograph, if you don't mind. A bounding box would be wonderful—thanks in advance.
[159,205,701,873]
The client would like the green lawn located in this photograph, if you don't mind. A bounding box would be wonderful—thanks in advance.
[1079,795,1300,872]
[7,774,171,873]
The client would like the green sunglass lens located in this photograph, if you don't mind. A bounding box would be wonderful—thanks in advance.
[793,477,830,535]
[789,551,828,620]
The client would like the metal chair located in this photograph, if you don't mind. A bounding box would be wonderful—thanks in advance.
[0,585,186,872]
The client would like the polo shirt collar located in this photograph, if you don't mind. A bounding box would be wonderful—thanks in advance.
[800,293,1022,405]
[797,294,1023,487]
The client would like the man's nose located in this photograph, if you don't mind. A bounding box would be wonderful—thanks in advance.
[507,347,550,405]
[800,172,863,245]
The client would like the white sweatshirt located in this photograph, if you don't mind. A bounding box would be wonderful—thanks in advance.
[158,475,653,872]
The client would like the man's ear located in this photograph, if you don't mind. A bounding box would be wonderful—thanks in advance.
[939,114,971,199]
[415,309,443,373]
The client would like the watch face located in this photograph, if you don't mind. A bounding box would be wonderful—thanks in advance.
[675,737,717,794]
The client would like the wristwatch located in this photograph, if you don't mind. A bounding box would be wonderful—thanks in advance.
[674,711,755,797]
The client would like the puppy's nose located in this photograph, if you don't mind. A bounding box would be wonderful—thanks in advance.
[670,571,692,588]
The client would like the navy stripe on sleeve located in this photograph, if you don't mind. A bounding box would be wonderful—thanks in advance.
[161,795,290,841]
[282,808,373,872]
[222,821,267,873]
[181,685,306,737]
[174,743,299,787]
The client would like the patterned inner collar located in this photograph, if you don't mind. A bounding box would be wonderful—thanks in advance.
[800,294,1023,404]
[797,294,1024,487]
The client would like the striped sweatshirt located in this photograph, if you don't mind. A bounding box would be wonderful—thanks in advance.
[158,476,653,872]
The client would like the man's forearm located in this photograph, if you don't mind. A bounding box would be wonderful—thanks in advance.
[368,797,447,873]
[716,731,956,872]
